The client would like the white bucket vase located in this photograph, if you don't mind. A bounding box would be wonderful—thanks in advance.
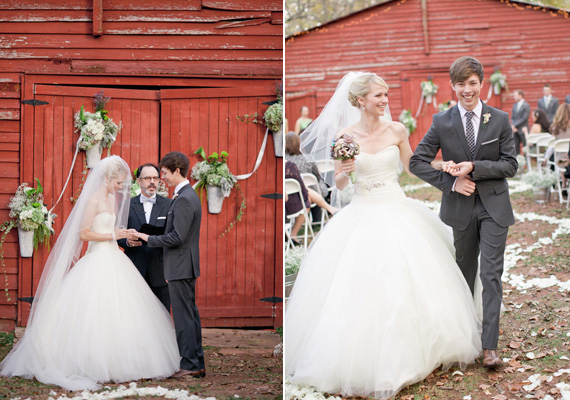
[272,127,283,157]
[532,186,549,204]
[425,94,433,104]
[17,226,34,258]
[285,272,297,298]
[206,185,225,214]
[85,142,103,169]
[494,84,501,95]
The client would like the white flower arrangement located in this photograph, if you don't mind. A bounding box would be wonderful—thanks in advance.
[8,180,56,242]
[74,90,122,151]
[398,109,417,135]
[420,79,438,99]
[490,70,508,95]
[521,170,557,188]
[285,246,306,276]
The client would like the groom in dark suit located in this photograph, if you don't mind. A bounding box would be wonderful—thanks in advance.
[118,163,171,310]
[410,56,517,369]
[133,151,205,379]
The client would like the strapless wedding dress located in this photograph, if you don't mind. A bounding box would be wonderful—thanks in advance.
[285,145,482,399]
[0,212,179,390]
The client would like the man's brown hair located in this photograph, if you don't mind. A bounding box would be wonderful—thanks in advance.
[159,151,190,177]
[449,56,484,85]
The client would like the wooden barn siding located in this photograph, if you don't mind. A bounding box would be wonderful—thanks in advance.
[0,73,21,331]
[285,0,570,144]
[0,0,283,77]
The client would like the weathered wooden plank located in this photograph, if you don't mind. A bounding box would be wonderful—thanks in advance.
[0,0,202,10]
[199,306,273,318]
[0,150,19,163]
[67,60,283,77]
[0,177,19,194]
[0,10,270,22]
[0,163,18,178]
[0,73,21,83]
[0,110,20,120]
[0,34,282,50]
[93,0,102,36]
[35,85,160,100]
[0,123,20,133]
[0,60,72,74]
[161,86,275,99]
[0,49,282,62]
[202,0,281,11]
[0,91,20,99]
[0,99,20,108]
[271,11,283,25]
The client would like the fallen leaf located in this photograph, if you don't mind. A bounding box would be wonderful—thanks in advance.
[509,341,521,349]
[491,395,508,400]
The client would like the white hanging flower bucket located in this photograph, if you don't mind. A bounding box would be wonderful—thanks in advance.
[17,226,34,258]
[206,184,225,214]
[272,127,283,157]
[85,142,103,169]
[425,94,433,104]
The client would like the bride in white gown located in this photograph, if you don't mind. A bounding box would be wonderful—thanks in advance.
[285,72,482,399]
[0,156,180,391]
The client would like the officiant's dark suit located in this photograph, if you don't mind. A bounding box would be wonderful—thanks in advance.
[410,57,517,356]
[118,193,171,310]
[147,153,204,376]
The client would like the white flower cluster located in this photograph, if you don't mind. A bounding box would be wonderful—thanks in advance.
[74,108,121,151]
[285,380,342,400]
[420,80,438,97]
[83,118,105,142]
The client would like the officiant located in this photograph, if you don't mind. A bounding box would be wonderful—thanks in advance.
[118,163,171,310]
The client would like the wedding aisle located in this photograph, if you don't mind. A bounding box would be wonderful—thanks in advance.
[0,328,282,400]
[286,175,570,400]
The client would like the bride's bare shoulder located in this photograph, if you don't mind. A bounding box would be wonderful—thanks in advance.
[336,124,359,139]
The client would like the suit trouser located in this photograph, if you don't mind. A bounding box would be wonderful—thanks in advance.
[169,278,205,371]
[513,131,526,155]
[452,195,508,350]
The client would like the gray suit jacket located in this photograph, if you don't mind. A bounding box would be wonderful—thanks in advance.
[118,195,170,287]
[409,103,518,230]
[511,100,530,134]
[565,94,570,104]
[538,96,559,123]
[148,184,201,281]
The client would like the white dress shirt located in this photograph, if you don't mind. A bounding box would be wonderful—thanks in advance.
[140,194,156,224]
[457,100,482,145]
[544,95,551,108]
[452,100,483,192]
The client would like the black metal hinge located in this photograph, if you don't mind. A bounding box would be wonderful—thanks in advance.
[22,99,49,106]
[260,296,283,303]
[261,193,283,200]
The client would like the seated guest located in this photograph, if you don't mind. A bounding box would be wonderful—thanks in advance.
[285,131,328,196]
[550,103,570,139]
[529,108,551,134]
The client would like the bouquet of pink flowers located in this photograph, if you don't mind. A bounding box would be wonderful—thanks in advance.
[331,134,360,184]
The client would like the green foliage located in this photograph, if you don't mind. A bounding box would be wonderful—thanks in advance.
[0,332,14,348]
[264,103,283,132]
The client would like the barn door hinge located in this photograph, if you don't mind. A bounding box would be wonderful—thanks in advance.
[262,99,278,105]
[18,297,34,304]
[22,99,49,106]
[261,193,283,200]
[260,296,283,303]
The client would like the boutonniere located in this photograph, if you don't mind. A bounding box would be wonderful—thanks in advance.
[482,113,491,125]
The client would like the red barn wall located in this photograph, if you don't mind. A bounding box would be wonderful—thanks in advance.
[285,0,570,147]
[0,0,283,331]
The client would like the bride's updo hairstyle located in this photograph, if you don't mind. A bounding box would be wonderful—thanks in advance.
[348,73,388,108]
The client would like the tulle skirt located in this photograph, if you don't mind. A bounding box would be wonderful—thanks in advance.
[285,193,482,399]
[0,242,180,391]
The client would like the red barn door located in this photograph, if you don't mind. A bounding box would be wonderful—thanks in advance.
[19,85,160,325]
[160,86,282,328]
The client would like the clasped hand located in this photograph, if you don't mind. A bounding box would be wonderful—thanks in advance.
[120,229,149,247]
[441,161,476,196]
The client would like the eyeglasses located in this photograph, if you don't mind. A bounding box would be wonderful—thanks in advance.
[140,176,160,183]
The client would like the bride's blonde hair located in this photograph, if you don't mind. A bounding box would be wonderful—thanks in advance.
[348,73,388,108]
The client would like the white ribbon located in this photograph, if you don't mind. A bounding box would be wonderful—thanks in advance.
[49,138,82,214]
[484,85,493,103]
[193,127,270,189]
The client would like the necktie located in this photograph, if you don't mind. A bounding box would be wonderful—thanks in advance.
[465,111,475,159]
[140,196,156,204]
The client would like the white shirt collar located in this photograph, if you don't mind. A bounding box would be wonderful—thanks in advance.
[174,180,190,195]
[458,100,482,119]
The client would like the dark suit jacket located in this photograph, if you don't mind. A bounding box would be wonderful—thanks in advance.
[538,96,559,123]
[118,195,171,287]
[409,103,518,230]
[511,100,530,134]
[148,183,201,281]
[565,94,570,104]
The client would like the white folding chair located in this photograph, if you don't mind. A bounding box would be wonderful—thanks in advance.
[550,139,570,207]
[314,160,335,191]
[525,133,552,171]
[537,137,556,172]
[284,178,314,249]
[301,173,330,229]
